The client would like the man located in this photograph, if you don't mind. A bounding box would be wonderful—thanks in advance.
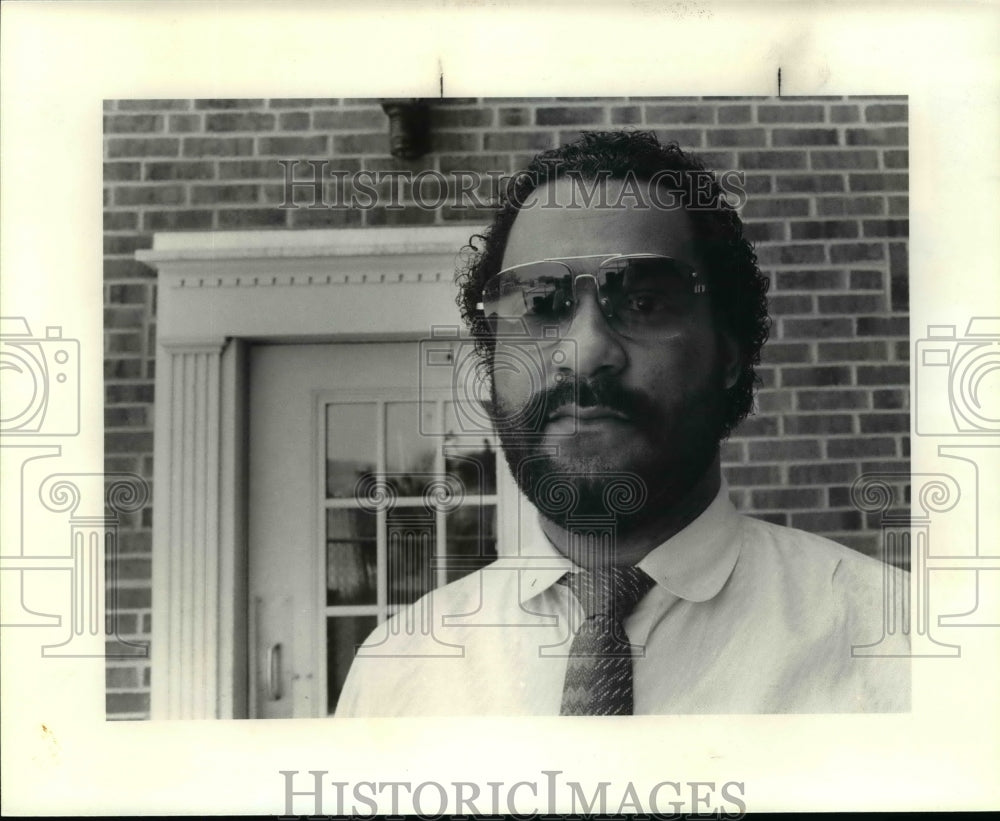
[336,130,910,716]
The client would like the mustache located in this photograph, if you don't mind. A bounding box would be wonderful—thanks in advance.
[538,375,657,421]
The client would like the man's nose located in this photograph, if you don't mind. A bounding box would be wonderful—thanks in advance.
[552,277,627,379]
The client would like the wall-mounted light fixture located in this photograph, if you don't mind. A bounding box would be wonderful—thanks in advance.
[380,99,431,159]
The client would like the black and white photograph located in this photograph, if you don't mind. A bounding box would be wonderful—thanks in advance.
[2,2,999,816]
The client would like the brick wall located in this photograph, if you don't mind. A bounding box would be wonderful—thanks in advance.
[103,96,910,719]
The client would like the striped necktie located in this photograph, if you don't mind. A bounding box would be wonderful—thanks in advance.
[558,565,655,716]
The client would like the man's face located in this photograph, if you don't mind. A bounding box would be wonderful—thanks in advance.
[487,176,740,527]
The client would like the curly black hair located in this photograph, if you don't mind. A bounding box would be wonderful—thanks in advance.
[455,129,770,439]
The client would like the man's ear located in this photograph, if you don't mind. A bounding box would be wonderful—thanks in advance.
[719,330,742,390]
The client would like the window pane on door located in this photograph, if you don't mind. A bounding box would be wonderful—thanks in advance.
[386,506,435,607]
[326,403,377,499]
[443,401,498,495]
[385,402,437,498]
[326,508,377,606]
[327,615,377,714]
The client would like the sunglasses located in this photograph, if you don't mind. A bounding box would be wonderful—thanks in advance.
[477,253,707,340]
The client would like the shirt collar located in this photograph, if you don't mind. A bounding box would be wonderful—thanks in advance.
[516,481,741,606]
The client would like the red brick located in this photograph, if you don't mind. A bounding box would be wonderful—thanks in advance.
[849,173,907,192]
[718,105,752,124]
[783,413,854,435]
[849,270,884,290]
[737,151,808,170]
[767,294,815,315]
[865,103,908,123]
[313,109,387,130]
[366,206,437,227]
[142,210,213,231]
[268,98,341,108]
[167,114,203,132]
[107,138,180,158]
[104,114,163,134]
[829,105,860,123]
[144,161,216,181]
[748,439,822,461]
[884,150,909,169]
[859,413,909,433]
[818,340,889,360]
[894,341,909,362]
[817,293,886,313]
[796,389,869,411]
[856,316,908,337]
[755,390,792,412]
[289,209,363,229]
[535,107,605,126]
[743,221,787,242]
[792,510,863,531]
[105,405,147,427]
[863,219,908,238]
[117,99,191,111]
[183,137,254,157]
[104,211,138,231]
[754,512,789,526]
[104,359,143,380]
[106,384,155,404]
[104,234,153,255]
[827,437,897,458]
[499,107,532,127]
[788,462,858,484]
[430,132,481,152]
[260,135,330,154]
[751,488,823,509]
[810,150,879,170]
[816,196,885,216]
[720,440,746,463]
[846,127,907,146]
[888,196,908,216]
[644,105,715,124]
[105,162,142,181]
[114,185,185,206]
[103,259,154,280]
[856,365,909,385]
[774,174,844,193]
[760,342,812,364]
[789,220,859,240]
[219,159,297,179]
[106,693,150,716]
[755,244,826,266]
[650,128,705,149]
[738,415,779,436]
[781,366,852,387]
[194,99,265,110]
[772,128,838,147]
[757,105,825,123]
[742,197,810,218]
[707,129,766,148]
[205,112,276,132]
[278,112,311,130]
[774,269,845,290]
[872,389,908,410]
[484,132,555,152]
[217,208,287,229]
[782,318,854,339]
[190,184,259,205]
[106,431,154,454]
[725,465,782,485]
[106,667,139,689]
[743,174,773,194]
[115,558,152,580]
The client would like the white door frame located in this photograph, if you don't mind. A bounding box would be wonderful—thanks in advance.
[137,225,482,719]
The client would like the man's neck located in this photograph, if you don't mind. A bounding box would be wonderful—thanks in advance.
[538,458,723,568]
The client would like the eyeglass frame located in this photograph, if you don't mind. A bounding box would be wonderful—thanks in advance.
[476,252,709,340]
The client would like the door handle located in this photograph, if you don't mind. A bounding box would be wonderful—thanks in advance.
[267,642,283,701]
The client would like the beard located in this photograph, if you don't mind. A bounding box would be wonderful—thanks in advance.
[488,361,729,534]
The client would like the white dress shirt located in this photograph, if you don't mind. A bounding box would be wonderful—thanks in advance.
[335,484,910,716]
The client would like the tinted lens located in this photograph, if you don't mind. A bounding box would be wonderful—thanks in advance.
[601,256,698,332]
[482,262,574,333]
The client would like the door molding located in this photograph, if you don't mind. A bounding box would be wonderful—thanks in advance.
[137,225,480,719]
